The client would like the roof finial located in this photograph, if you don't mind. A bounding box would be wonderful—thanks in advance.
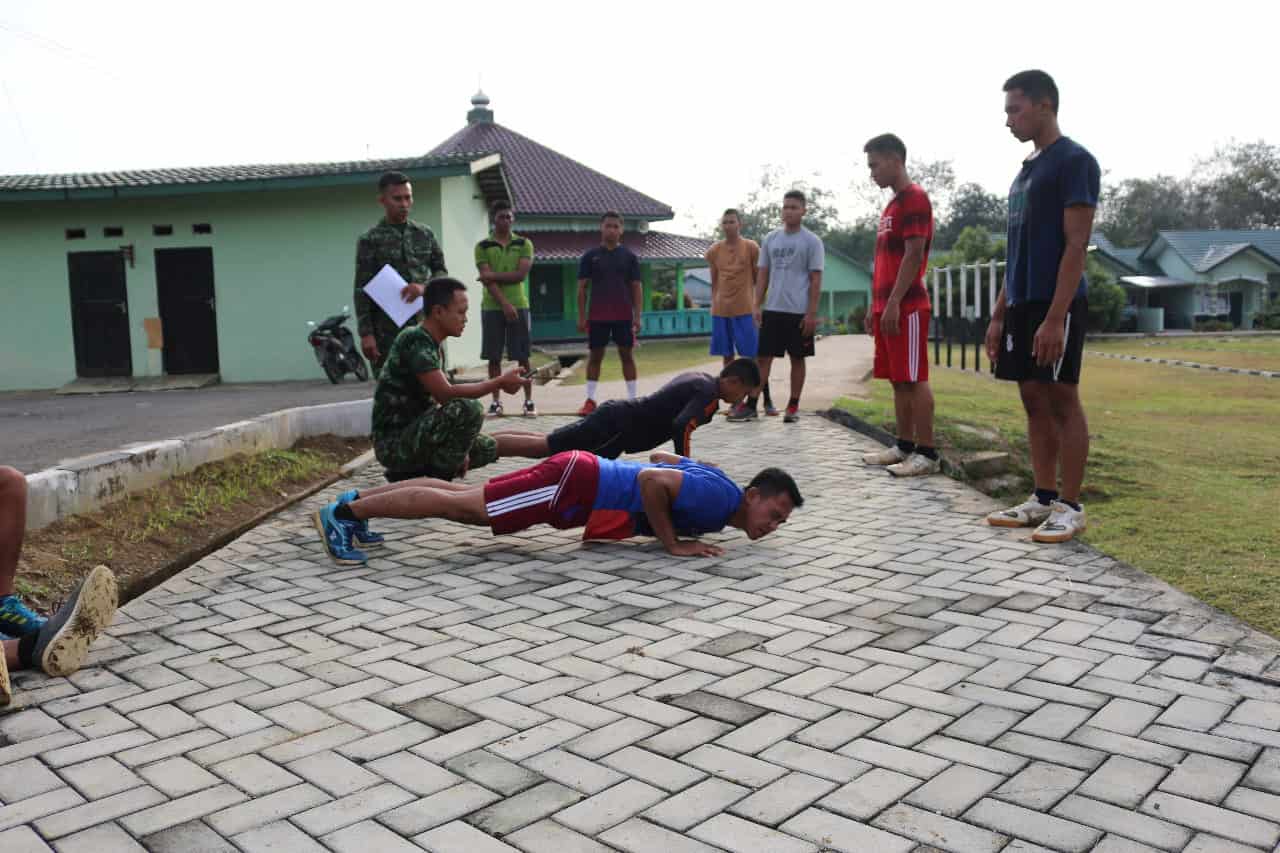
[468,87,493,124]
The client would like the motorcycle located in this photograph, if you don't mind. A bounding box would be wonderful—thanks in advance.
[307,306,369,384]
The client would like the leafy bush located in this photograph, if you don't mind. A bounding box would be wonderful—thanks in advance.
[1254,296,1280,330]
[1194,318,1235,332]
[1086,280,1127,331]
[849,305,868,331]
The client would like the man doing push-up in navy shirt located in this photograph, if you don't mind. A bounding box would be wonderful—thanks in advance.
[494,358,760,460]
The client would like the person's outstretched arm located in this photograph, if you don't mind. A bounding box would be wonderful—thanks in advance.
[637,468,723,557]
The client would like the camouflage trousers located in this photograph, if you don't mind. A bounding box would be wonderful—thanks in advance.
[374,398,498,478]
[371,316,421,379]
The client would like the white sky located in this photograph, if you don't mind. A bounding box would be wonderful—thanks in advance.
[3,0,1277,235]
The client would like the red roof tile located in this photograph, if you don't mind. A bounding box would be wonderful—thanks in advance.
[527,230,711,262]
[430,122,673,220]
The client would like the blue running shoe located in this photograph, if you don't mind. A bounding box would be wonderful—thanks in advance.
[313,503,368,566]
[0,594,47,638]
[337,489,385,549]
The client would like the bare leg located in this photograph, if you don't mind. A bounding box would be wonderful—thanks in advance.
[789,354,806,402]
[618,347,637,382]
[891,383,914,445]
[586,348,605,384]
[756,356,774,397]
[0,466,25,597]
[488,361,502,404]
[1019,382,1061,494]
[722,355,734,369]
[1049,384,1089,504]
[353,475,472,500]
[351,484,489,526]
[519,358,533,403]
[907,381,935,447]
[494,433,551,458]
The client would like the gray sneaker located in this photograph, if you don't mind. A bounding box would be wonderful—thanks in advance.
[863,445,908,466]
[33,565,118,677]
[887,453,940,477]
[987,495,1054,528]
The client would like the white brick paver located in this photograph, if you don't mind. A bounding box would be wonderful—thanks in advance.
[3,414,1280,850]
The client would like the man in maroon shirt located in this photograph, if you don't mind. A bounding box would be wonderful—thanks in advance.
[861,134,938,478]
[576,212,643,416]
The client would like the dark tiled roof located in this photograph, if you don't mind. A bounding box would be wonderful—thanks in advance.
[0,152,492,192]
[1150,229,1280,272]
[527,230,711,262]
[430,122,673,220]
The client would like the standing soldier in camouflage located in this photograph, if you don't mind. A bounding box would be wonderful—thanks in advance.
[354,171,448,377]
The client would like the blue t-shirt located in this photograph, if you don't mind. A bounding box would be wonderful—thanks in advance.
[593,458,744,536]
[1005,137,1100,306]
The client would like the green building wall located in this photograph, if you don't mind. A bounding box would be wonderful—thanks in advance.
[0,174,489,391]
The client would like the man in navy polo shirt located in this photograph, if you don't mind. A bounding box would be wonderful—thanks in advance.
[984,69,1100,544]
[577,212,643,416]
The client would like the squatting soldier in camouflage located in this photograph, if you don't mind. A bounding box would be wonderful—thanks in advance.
[373,278,525,479]
[355,171,448,376]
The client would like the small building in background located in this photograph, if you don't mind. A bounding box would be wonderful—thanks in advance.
[1091,230,1280,331]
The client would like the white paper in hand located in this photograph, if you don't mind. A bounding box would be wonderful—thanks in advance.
[362,264,423,328]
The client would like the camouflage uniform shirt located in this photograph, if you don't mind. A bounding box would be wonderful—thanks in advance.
[354,219,447,369]
[372,326,497,475]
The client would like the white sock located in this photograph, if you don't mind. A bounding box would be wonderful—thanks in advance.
[626,380,638,400]
[586,380,598,401]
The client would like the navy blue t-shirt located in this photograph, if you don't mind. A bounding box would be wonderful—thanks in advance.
[578,245,641,323]
[1005,137,1100,306]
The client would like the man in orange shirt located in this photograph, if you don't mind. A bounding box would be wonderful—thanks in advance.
[707,210,768,420]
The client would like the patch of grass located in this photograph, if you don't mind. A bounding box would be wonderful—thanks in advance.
[1090,336,1280,372]
[555,339,719,386]
[837,356,1280,635]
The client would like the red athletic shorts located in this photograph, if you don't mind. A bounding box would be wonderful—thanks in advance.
[483,450,599,535]
[873,307,930,383]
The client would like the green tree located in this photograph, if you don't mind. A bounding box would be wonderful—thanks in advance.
[730,166,842,243]
[935,182,1007,249]
[1195,139,1280,229]
[1085,255,1126,331]
[1096,175,1206,247]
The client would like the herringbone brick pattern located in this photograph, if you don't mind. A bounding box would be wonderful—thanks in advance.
[3,416,1280,852]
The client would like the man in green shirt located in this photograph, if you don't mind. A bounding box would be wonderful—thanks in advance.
[354,171,448,377]
[371,278,525,486]
[476,200,536,417]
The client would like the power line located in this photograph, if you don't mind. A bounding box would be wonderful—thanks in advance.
[1,78,38,173]
[0,19,127,82]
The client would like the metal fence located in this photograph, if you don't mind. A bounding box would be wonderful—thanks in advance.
[929,260,1006,373]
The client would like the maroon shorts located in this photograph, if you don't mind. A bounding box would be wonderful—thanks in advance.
[483,451,600,535]
[873,307,930,383]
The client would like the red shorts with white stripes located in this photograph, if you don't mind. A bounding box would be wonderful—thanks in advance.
[482,450,600,535]
[873,307,930,384]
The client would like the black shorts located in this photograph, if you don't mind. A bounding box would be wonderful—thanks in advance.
[546,402,645,459]
[995,298,1087,384]
[480,309,532,362]
[589,320,634,350]
[758,310,815,358]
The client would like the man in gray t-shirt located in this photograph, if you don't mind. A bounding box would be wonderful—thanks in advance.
[735,190,823,423]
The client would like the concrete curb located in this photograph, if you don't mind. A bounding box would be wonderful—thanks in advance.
[25,398,372,532]
[1086,349,1280,378]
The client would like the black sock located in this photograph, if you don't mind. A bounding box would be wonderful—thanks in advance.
[334,503,357,523]
[896,439,916,454]
[18,633,37,669]
[917,445,938,460]
[1034,488,1059,506]
[1060,499,1082,512]
[747,395,759,411]
[763,383,773,407]
[787,397,799,409]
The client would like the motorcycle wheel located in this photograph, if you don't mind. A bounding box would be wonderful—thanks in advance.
[323,359,343,384]
[353,357,369,381]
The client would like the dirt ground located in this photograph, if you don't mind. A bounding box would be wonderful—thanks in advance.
[15,435,370,618]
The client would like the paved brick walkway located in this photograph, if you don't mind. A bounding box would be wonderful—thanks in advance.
[3,416,1280,852]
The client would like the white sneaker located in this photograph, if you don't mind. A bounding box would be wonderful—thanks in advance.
[863,445,908,466]
[987,495,1053,528]
[1033,501,1087,543]
[887,453,940,478]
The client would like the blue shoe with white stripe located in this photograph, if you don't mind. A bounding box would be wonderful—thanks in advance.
[337,489,385,549]
[313,503,367,566]
[0,594,46,638]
